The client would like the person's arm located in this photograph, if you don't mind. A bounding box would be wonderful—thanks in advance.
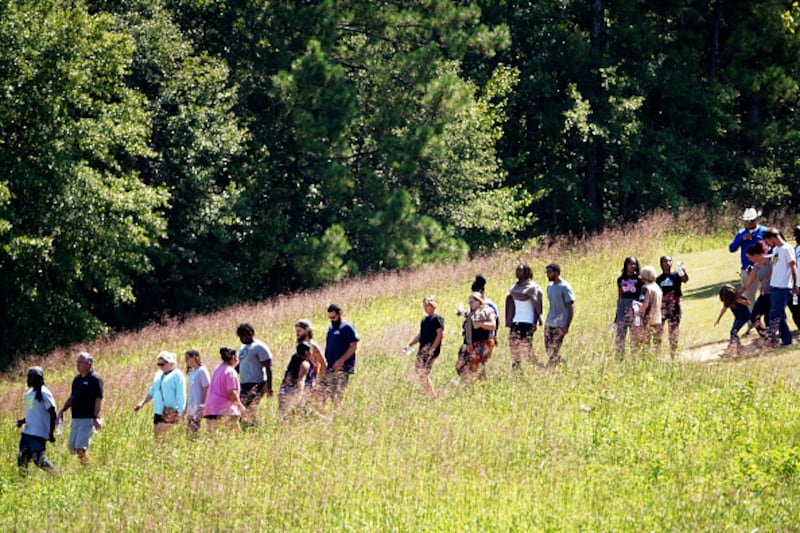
[92,398,103,429]
[406,333,421,350]
[680,269,689,283]
[311,343,327,374]
[226,387,246,414]
[262,359,273,396]
[47,406,57,442]
[332,341,358,371]
[58,395,73,421]
[431,327,444,353]
[535,288,544,327]
[504,293,514,328]
[729,231,743,252]
[176,374,187,413]
[562,301,574,334]
[636,287,650,319]
[714,305,727,326]
[739,267,757,294]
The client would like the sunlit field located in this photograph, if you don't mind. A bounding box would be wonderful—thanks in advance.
[3,211,800,531]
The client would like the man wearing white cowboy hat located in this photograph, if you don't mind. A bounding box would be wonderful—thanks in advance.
[729,207,766,311]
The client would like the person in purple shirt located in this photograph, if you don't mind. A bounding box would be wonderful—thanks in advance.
[729,207,766,311]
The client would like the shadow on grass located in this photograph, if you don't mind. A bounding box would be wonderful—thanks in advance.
[683,279,738,301]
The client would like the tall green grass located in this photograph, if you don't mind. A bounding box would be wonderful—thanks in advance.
[2,210,800,531]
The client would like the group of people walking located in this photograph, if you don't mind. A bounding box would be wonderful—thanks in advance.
[718,208,800,355]
[16,305,359,474]
[403,263,576,395]
[14,210,800,473]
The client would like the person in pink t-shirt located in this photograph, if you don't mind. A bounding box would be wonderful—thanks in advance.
[204,347,246,431]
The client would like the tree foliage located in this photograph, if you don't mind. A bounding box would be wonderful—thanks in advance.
[2,0,800,362]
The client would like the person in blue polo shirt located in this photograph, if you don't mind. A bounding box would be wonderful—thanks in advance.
[729,207,766,312]
[317,304,360,410]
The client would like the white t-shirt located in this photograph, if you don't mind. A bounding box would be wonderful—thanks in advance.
[770,242,797,289]
[511,297,535,324]
[23,386,56,439]
[187,366,211,414]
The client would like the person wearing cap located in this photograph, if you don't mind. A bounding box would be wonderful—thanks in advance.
[403,296,445,396]
[58,352,103,465]
[456,291,497,382]
[544,263,575,366]
[656,256,689,356]
[16,367,58,474]
[278,342,314,417]
[294,319,326,390]
[762,227,798,347]
[729,208,767,311]
[236,323,273,422]
[134,351,187,439]
[318,304,360,410]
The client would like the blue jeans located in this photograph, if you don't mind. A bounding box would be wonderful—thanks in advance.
[768,288,793,346]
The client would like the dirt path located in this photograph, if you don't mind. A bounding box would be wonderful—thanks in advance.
[679,331,800,363]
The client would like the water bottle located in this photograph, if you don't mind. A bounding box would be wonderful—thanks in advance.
[401,346,411,356]
[794,294,799,306]
[676,262,685,277]
[634,315,642,327]
[55,418,63,436]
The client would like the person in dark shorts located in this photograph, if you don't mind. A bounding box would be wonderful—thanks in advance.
[236,323,273,422]
[505,263,543,370]
[403,296,444,396]
[16,367,58,475]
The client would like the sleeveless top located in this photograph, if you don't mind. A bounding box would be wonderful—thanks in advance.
[281,354,308,390]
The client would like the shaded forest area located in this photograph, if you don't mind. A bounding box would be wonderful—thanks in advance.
[2,0,799,363]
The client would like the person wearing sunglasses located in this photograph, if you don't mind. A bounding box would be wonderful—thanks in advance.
[134,352,186,439]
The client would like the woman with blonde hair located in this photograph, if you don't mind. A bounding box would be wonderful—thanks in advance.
[634,265,663,351]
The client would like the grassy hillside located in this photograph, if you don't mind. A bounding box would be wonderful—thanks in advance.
[2,212,800,531]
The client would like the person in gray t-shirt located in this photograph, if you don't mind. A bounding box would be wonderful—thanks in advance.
[236,323,273,420]
[545,263,575,366]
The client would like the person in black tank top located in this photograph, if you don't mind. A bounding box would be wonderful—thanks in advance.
[278,342,312,418]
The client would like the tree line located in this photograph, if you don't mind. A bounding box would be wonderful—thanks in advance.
[2,0,799,364]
